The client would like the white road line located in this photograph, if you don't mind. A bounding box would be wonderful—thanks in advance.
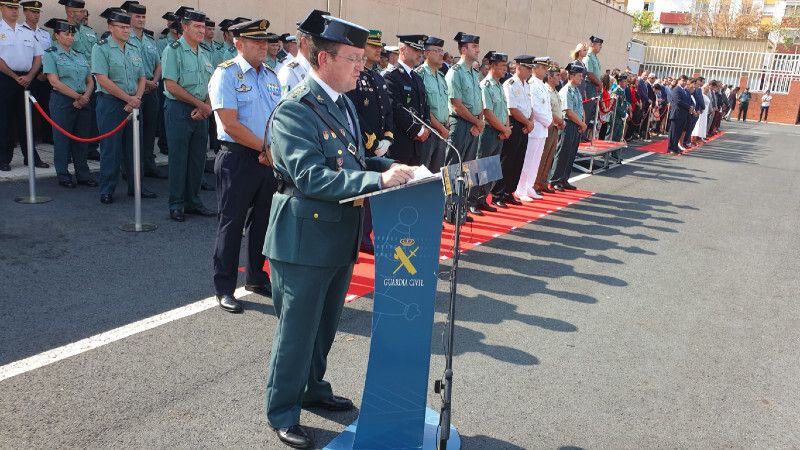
[0,143,667,382]
[0,287,248,382]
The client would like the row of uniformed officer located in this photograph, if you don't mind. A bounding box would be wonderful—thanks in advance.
[415,35,449,173]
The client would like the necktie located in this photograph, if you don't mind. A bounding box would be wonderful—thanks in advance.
[335,96,354,135]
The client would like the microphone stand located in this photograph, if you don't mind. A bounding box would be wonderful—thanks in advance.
[402,106,462,450]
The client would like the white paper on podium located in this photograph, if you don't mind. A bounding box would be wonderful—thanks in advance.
[338,166,443,204]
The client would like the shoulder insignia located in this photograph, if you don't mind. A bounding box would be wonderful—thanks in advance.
[170,41,180,49]
[45,46,56,53]
[508,78,515,85]
[288,84,309,100]
[127,41,138,49]
[218,59,236,69]
[199,42,211,51]
[214,42,223,50]
[263,63,276,75]
[451,64,461,71]
[143,29,154,38]
[98,38,108,45]
[287,60,299,69]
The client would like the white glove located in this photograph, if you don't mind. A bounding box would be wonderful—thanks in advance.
[374,139,391,157]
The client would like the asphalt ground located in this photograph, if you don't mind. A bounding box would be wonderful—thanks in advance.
[1,120,799,449]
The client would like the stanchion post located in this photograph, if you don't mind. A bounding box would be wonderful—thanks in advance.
[589,97,600,149]
[120,108,156,232]
[14,91,52,204]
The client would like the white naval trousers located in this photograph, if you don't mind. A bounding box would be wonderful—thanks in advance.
[515,134,546,197]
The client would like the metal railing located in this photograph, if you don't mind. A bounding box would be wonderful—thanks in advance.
[641,46,800,93]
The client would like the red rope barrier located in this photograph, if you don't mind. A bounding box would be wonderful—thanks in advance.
[30,97,131,143]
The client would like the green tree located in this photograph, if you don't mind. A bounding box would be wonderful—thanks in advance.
[632,11,658,32]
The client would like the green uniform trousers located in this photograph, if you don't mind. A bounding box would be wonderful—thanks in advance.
[164,98,208,211]
[265,259,354,428]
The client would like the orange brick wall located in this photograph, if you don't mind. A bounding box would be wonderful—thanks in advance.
[735,78,800,125]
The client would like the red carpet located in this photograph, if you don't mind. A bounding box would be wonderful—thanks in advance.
[247,190,594,302]
[635,132,725,154]
[578,140,626,154]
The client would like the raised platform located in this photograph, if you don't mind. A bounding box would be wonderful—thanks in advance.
[574,140,627,173]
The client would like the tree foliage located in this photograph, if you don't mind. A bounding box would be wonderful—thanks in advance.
[691,0,772,38]
[632,11,658,33]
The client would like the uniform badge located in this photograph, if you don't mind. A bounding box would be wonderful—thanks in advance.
[235,84,251,92]
[235,71,244,80]
[316,95,324,103]
[0,33,7,40]
[339,128,345,137]
[331,130,337,139]
[363,98,369,107]
[336,157,344,170]
[323,130,329,140]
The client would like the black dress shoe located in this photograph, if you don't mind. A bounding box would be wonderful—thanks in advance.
[273,424,313,449]
[0,163,10,171]
[360,241,375,254]
[244,282,272,297]
[561,182,577,190]
[468,205,484,216]
[59,180,76,188]
[465,214,474,222]
[540,186,556,194]
[217,294,243,313]
[476,200,497,212]
[504,195,522,206]
[77,179,98,187]
[35,161,50,169]
[200,180,216,191]
[170,209,185,222]
[552,183,565,192]
[491,198,508,208]
[100,194,113,204]
[302,395,354,411]
[129,188,158,199]
[185,206,217,216]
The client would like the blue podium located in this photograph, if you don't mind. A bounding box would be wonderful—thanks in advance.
[327,176,460,450]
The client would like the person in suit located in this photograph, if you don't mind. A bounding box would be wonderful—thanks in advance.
[384,34,430,166]
[686,76,705,146]
[667,75,692,155]
[262,14,415,449]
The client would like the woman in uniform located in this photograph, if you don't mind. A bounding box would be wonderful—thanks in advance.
[42,18,97,188]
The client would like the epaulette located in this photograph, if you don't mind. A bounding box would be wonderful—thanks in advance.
[451,64,461,71]
[218,59,236,69]
[100,31,110,40]
[170,40,180,49]
[507,78,515,85]
[127,41,138,49]
[287,84,309,100]
[214,41,223,50]
[482,79,492,87]
[45,46,56,53]
[199,42,211,52]
[159,28,168,37]
[287,60,299,69]
[98,38,108,45]
[143,29,154,38]
[263,63,276,75]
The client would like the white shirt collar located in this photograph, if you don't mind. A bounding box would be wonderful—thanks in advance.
[310,70,340,103]
[295,53,311,72]
[398,60,414,76]
[1,20,17,32]
[235,54,257,75]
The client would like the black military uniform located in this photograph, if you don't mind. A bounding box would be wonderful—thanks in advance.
[383,34,430,166]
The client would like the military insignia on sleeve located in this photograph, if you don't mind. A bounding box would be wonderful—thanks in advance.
[235,84,252,92]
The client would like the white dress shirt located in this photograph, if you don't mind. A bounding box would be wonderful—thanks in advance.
[528,76,553,138]
[0,19,44,72]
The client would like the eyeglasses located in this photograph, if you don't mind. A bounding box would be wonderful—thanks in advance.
[426,48,444,55]
[330,53,367,66]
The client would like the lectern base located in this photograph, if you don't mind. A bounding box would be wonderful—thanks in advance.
[324,407,461,450]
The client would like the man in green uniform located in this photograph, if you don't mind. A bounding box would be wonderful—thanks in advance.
[582,35,603,139]
[264,33,281,70]
[218,17,249,62]
[91,8,156,203]
[416,35,449,172]
[444,31,482,223]
[468,51,510,215]
[161,9,216,221]
[263,13,416,449]
[60,0,94,61]
[204,18,224,65]
[122,0,165,179]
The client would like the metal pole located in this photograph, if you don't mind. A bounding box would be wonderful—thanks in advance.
[14,91,51,204]
[589,97,600,149]
[120,108,156,232]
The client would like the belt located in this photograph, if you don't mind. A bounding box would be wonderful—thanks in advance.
[220,141,259,154]
[276,182,306,199]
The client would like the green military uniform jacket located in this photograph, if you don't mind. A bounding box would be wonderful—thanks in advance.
[91,37,145,95]
[42,43,91,93]
[160,37,214,101]
[480,74,508,124]
[70,23,97,63]
[264,76,395,267]
[445,59,483,117]
[416,62,449,125]
[129,30,159,80]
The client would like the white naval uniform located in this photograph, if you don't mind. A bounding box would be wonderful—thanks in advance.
[515,75,552,197]
[0,19,44,72]
[276,52,309,97]
[22,23,50,52]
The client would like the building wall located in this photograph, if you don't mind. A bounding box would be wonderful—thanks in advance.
[736,78,800,124]
[37,0,632,70]
[633,32,773,51]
